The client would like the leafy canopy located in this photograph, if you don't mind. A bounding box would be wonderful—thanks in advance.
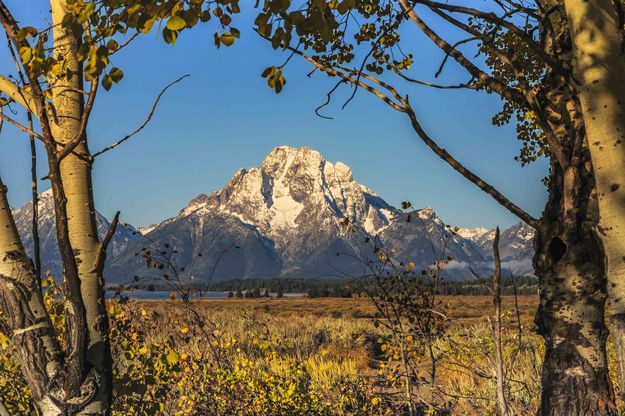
[12,0,241,94]
[253,0,549,165]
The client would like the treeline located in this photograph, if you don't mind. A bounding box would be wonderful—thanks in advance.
[212,278,354,298]
[439,275,538,296]
[209,276,538,298]
[122,276,537,298]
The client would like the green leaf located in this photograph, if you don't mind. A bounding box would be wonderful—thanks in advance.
[17,27,38,41]
[110,67,124,83]
[162,28,177,45]
[261,66,274,78]
[106,39,119,51]
[18,47,32,64]
[102,75,113,91]
[220,32,236,47]
[166,16,186,31]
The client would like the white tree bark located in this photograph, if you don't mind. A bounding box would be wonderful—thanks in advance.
[564,0,625,397]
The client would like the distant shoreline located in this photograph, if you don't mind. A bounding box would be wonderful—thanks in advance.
[104,290,305,300]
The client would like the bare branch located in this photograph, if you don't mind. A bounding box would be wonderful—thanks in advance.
[397,71,477,89]
[0,111,44,140]
[398,0,528,108]
[27,111,41,284]
[315,79,346,119]
[0,75,35,112]
[57,78,98,161]
[285,48,405,111]
[92,75,190,158]
[415,0,563,72]
[285,45,540,227]
[91,211,120,274]
[403,103,540,228]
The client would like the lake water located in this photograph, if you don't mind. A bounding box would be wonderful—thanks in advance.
[104,291,304,300]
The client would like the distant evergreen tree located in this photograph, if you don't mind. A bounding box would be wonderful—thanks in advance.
[263,289,270,298]
[236,289,243,298]
[277,288,284,298]
[227,290,234,298]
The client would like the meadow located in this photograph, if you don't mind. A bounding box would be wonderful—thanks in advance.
[1,291,547,415]
[3,293,622,415]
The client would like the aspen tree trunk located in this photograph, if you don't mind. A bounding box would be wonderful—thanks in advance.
[491,228,510,416]
[534,164,616,415]
[49,1,111,412]
[563,0,625,399]
[0,178,64,415]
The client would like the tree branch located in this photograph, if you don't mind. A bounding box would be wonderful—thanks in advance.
[398,0,528,108]
[91,211,119,274]
[0,1,55,147]
[0,111,43,140]
[286,46,540,228]
[415,0,562,72]
[397,71,477,89]
[0,75,35,112]
[92,75,189,158]
[57,78,98,161]
[403,103,540,228]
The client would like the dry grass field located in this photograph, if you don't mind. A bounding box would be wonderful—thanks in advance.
[146,295,539,325]
[4,294,621,415]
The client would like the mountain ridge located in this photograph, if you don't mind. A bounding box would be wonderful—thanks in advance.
[12,146,535,282]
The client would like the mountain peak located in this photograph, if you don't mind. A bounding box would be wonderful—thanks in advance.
[455,226,492,241]
[416,207,439,221]
[11,146,536,282]
[196,146,397,250]
[40,188,54,197]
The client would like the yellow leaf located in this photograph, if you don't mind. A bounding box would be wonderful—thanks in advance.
[166,350,179,364]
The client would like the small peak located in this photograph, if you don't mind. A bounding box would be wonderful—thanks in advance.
[40,188,54,198]
[416,207,442,223]
[334,161,352,179]
[262,146,324,179]
[455,226,491,240]
[265,146,322,161]
[417,206,434,216]
[187,193,210,207]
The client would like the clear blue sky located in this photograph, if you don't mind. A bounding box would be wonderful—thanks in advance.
[0,3,547,229]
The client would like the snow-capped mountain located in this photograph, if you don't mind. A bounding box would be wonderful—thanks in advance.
[380,209,490,279]
[11,189,140,278]
[455,227,491,242]
[203,146,395,273]
[106,146,535,282]
[454,222,535,275]
[12,146,536,282]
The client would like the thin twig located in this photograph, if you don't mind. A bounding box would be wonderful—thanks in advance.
[0,111,43,139]
[91,211,120,274]
[93,75,189,158]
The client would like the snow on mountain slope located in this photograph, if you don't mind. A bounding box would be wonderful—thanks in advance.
[11,147,536,282]
[11,189,140,278]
